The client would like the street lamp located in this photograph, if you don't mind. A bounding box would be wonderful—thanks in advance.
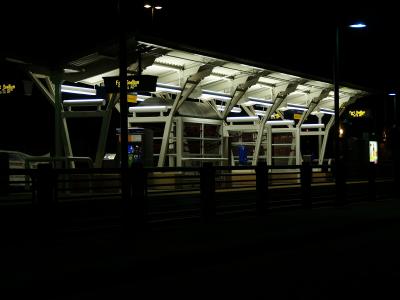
[333,20,366,203]
[144,1,163,22]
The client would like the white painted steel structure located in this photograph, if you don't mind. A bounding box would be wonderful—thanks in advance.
[27,39,367,168]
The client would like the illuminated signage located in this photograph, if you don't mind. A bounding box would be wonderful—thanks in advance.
[348,110,366,118]
[369,141,378,164]
[294,113,302,120]
[0,82,17,95]
[103,75,157,93]
[270,113,281,119]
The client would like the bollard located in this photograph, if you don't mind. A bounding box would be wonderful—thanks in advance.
[35,163,57,239]
[301,162,312,208]
[200,162,216,222]
[123,162,147,233]
[368,162,377,201]
[256,162,268,215]
[335,158,347,206]
[0,152,9,196]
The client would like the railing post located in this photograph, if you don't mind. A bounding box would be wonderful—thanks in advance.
[35,163,57,237]
[123,162,147,233]
[0,152,9,196]
[256,162,268,215]
[301,161,312,209]
[368,162,377,201]
[200,162,216,222]
[335,158,347,205]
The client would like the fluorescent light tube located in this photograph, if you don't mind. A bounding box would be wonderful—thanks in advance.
[216,105,241,113]
[266,120,295,126]
[226,116,259,122]
[61,85,96,95]
[129,106,169,113]
[63,99,105,106]
[156,83,182,93]
[301,124,325,129]
[201,90,232,101]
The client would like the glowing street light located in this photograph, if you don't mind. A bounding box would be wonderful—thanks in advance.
[333,20,366,203]
[144,2,163,22]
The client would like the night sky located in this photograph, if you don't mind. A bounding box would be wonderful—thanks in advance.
[0,0,399,155]
[1,1,399,91]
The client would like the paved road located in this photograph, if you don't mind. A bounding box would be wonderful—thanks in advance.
[2,198,400,299]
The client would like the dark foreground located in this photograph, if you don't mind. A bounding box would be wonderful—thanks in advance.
[2,198,400,299]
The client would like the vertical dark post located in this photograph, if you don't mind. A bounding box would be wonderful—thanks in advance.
[333,24,343,206]
[335,158,347,205]
[36,163,57,237]
[301,162,312,208]
[256,162,268,215]
[53,75,63,160]
[200,162,216,222]
[123,163,147,233]
[118,0,128,170]
[368,162,376,201]
[0,152,9,196]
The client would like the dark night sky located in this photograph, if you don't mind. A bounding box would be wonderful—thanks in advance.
[0,0,398,155]
[1,1,400,91]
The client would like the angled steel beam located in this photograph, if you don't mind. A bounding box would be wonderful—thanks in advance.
[252,82,299,165]
[157,63,221,167]
[222,71,270,119]
[94,93,120,167]
[297,88,331,127]
[29,72,73,161]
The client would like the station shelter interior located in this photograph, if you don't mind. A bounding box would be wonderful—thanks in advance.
[26,39,368,168]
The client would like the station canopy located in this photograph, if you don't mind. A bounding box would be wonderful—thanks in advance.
[51,38,368,121]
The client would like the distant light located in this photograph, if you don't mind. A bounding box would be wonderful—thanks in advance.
[155,5,162,9]
[349,23,367,28]
[144,4,151,8]
[388,93,397,96]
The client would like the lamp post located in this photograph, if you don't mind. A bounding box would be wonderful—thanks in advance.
[333,21,366,203]
[144,1,163,23]
[388,92,399,183]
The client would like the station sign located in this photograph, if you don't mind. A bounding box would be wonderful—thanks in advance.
[0,81,17,96]
[103,75,157,93]
[348,109,368,118]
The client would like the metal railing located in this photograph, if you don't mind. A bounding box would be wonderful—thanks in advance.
[0,161,396,230]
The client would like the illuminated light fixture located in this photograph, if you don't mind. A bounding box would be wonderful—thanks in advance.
[156,83,182,93]
[137,94,151,102]
[244,97,273,107]
[300,124,325,129]
[154,5,162,9]
[201,90,232,101]
[349,23,367,28]
[144,4,152,8]
[254,110,266,116]
[279,103,308,112]
[388,93,397,96]
[61,85,96,95]
[63,68,80,74]
[63,99,105,107]
[320,108,335,115]
[266,120,295,126]
[226,116,259,123]
[129,106,169,113]
[287,103,308,111]
[339,127,344,137]
[216,105,241,113]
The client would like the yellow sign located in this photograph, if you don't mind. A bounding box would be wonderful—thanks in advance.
[349,110,366,118]
[294,113,302,120]
[115,79,140,90]
[127,94,137,103]
[270,113,281,119]
[0,83,16,95]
